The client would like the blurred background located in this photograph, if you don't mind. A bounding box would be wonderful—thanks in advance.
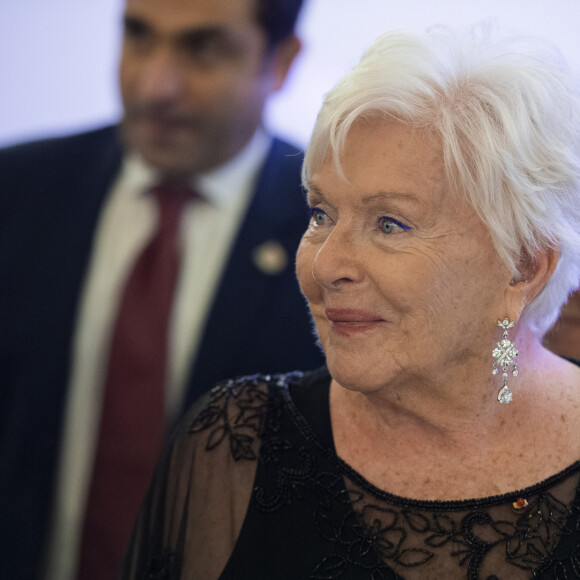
[2,0,580,148]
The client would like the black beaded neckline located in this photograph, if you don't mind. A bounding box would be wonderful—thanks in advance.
[283,366,580,512]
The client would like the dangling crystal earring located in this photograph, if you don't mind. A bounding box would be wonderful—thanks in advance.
[492,318,519,404]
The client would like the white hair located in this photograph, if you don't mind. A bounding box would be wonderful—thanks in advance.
[303,23,580,336]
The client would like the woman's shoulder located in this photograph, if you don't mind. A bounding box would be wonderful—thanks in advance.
[176,370,317,461]
[191,369,307,413]
[188,368,330,421]
[124,372,312,579]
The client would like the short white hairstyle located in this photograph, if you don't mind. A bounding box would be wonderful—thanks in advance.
[303,23,580,336]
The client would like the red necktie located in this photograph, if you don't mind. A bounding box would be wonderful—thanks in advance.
[77,183,192,579]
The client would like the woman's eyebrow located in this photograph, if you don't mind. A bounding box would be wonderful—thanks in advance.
[306,179,426,208]
[362,191,423,206]
[305,183,325,201]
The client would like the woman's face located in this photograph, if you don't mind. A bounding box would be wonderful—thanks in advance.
[296,120,513,394]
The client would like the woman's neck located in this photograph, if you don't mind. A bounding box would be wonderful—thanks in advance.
[329,336,580,499]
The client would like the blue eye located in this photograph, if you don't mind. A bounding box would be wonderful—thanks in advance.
[309,207,329,226]
[378,216,411,234]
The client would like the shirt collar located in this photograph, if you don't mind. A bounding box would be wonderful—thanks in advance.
[195,128,271,208]
[121,129,272,207]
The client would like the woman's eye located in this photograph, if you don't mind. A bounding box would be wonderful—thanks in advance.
[378,216,411,234]
[309,207,329,226]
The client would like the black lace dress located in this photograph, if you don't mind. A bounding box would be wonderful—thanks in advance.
[121,367,580,579]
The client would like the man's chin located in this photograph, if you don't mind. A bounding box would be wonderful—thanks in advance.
[143,155,198,179]
[127,139,199,177]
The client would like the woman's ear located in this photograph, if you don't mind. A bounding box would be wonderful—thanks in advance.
[505,248,559,321]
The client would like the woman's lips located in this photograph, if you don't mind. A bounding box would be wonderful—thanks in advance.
[325,308,386,336]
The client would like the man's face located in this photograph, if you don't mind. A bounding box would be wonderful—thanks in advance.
[120,0,296,178]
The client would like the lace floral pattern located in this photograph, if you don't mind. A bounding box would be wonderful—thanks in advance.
[178,372,580,579]
[189,373,294,460]
[307,487,580,579]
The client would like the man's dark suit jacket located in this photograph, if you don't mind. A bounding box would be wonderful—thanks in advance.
[0,125,324,579]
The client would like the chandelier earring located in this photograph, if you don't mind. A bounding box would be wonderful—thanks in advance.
[492,318,519,404]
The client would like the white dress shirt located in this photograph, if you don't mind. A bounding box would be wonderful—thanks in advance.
[44,130,272,580]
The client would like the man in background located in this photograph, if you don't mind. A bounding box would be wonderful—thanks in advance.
[0,0,323,578]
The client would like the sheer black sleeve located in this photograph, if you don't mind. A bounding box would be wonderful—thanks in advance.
[120,376,272,579]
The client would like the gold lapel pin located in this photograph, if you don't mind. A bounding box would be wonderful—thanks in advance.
[252,240,288,275]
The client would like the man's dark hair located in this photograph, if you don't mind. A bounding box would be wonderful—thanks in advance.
[256,0,305,47]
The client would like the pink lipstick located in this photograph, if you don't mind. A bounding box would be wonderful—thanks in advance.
[325,308,385,336]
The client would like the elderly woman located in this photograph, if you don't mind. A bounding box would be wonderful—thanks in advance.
[122,25,580,579]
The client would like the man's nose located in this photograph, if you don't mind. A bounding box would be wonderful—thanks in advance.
[137,49,185,103]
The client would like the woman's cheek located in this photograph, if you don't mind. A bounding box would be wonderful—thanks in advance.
[295,238,321,305]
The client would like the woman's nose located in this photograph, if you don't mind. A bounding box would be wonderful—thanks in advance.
[311,226,365,290]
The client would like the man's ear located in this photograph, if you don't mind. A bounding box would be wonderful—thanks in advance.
[267,34,302,92]
[505,248,559,321]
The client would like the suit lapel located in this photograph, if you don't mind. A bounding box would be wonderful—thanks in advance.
[0,125,124,578]
[184,138,309,406]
